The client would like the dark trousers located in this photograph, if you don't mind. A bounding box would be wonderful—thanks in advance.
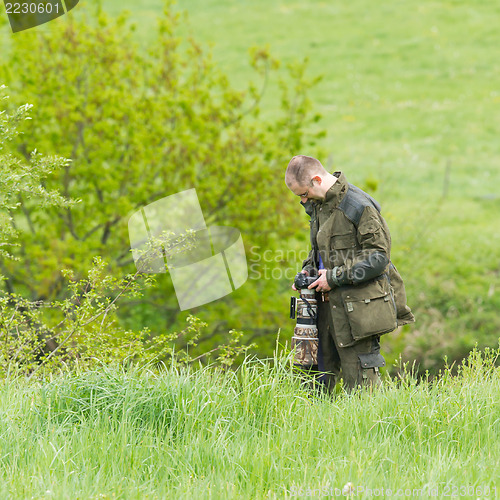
[316,299,383,393]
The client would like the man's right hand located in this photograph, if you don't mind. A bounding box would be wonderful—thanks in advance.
[291,270,309,291]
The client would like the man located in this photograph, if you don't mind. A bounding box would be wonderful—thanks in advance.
[286,155,415,392]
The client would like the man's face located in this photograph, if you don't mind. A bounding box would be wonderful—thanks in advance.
[291,177,323,203]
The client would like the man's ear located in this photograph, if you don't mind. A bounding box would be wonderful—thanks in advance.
[312,175,322,184]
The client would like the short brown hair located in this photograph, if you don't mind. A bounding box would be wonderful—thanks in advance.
[285,155,327,188]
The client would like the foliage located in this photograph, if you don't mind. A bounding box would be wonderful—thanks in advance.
[0,0,322,360]
[0,87,70,260]
[0,90,254,375]
[0,347,498,497]
[0,254,254,378]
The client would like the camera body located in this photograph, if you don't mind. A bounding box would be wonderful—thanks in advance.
[293,272,318,290]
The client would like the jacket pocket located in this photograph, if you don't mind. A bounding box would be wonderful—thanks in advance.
[341,276,397,340]
[330,232,356,250]
[330,232,356,267]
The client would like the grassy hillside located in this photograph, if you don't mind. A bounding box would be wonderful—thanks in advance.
[1,349,498,498]
[89,0,500,193]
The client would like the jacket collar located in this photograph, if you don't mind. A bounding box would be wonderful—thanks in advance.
[320,171,348,210]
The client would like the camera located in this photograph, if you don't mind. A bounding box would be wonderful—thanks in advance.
[293,271,318,289]
[290,270,319,368]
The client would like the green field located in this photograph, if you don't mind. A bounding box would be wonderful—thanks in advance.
[1,350,499,499]
[94,0,500,368]
[100,0,500,196]
[1,2,500,498]
[1,0,500,366]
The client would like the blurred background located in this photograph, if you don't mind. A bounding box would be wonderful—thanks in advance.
[1,0,499,375]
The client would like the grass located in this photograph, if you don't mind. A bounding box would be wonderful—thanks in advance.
[97,0,500,187]
[0,348,499,499]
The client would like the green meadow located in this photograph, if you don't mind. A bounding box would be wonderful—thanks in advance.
[1,1,500,497]
[98,0,500,368]
[1,349,499,499]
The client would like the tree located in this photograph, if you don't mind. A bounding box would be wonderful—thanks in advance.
[0,87,69,261]
[0,0,324,354]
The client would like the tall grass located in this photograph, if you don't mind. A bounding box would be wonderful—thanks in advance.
[1,347,498,499]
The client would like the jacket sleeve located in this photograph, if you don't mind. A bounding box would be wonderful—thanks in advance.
[326,206,391,287]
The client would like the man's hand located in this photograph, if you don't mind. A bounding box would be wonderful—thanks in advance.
[308,269,332,292]
[291,270,309,291]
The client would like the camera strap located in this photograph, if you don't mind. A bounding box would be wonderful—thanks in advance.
[301,297,317,320]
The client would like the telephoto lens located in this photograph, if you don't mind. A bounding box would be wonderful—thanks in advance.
[290,272,319,368]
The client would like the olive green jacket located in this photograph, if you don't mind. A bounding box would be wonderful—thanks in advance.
[302,172,415,347]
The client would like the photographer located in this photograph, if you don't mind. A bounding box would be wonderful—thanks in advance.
[286,155,414,392]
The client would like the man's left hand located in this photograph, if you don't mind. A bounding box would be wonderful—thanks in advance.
[308,269,332,292]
